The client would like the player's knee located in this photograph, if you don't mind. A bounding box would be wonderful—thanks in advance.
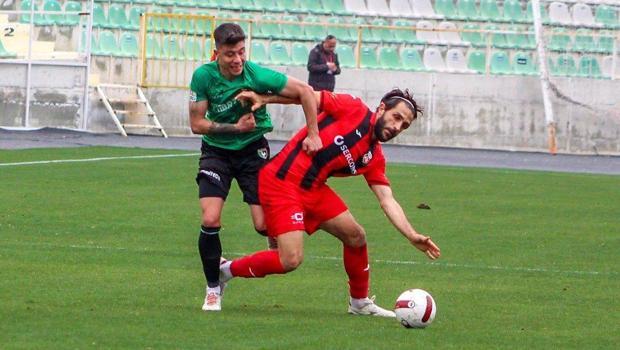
[346,225,367,247]
[201,214,221,228]
[280,250,304,272]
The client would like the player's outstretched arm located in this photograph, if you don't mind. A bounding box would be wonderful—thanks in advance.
[235,90,321,111]
[188,100,255,134]
[370,184,441,260]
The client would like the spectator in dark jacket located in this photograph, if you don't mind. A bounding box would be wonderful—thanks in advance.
[307,35,341,92]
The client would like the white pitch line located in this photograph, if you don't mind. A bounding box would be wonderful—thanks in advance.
[0,153,200,167]
[4,242,615,277]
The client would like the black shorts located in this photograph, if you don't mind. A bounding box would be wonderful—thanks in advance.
[196,137,270,205]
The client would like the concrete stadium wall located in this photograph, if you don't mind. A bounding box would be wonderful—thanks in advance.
[1,63,619,155]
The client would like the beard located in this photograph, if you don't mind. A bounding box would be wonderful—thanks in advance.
[374,117,393,142]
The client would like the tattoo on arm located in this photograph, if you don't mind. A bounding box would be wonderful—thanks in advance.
[209,122,239,134]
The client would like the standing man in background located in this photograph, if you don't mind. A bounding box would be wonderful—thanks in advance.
[188,23,321,312]
[307,35,340,92]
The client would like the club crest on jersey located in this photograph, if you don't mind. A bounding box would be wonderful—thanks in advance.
[362,151,373,165]
[257,148,268,160]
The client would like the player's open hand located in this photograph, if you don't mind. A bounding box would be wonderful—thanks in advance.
[302,133,323,155]
[411,234,441,260]
[236,113,256,133]
[235,90,264,112]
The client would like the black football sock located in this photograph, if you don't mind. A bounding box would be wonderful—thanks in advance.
[198,226,222,288]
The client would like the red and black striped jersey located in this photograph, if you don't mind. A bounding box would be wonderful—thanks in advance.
[264,90,390,189]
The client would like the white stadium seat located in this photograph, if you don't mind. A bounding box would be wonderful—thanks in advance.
[437,21,463,45]
[344,0,372,16]
[423,47,447,71]
[601,56,619,79]
[410,0,444,19]
[416,20,439,44]
[571,3,601,27]
[390,0,417,18]
[548,2,573,25]
[445,48,473,73]
[367,0,393,17]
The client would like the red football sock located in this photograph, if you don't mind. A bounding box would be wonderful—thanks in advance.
[230,250,285,278]
[343,244,370,299]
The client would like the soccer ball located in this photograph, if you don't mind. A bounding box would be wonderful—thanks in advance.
[394,289,436,328]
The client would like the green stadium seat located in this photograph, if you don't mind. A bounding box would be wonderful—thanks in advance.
[303,16,326,41]
[281,15,305,40]
[148,7,169,32]
[513,51,537,75]
[107,5,129,30]
[572,29,596,53]
[490,50,511,74]
[393,20,420,45]
[174,0,196,7]
[370,18,393,43]
[479,0,503,22]
[60,1,82,27]
[378,47,401,70]
[119,32,139,57]
[275,0,305,13]
[461,24,484,47]
[126,7,143,31]
[170,9,192,34]
[250,41,269,65]
[502,0,525,23]
[161,36,184,59]
[327,17,354,42]
[505,25,535,49]
[256,15,281,39]
[19,1,42,25]
[0,38,17,58]
[291,43,309,66]
[254,0,279,12]
[92,3,107,28]
[485,25,509,48]
[457,0,482,21]
[233,13,253,36]
[349,17,376,44]
[184,38,204,61]
[96,30,120,56]
[434,0,459,20]
[335,44,355,68]
[145,35,162,59]
[548,28,572,52]
[194,0,217,8]
[269,41,291,65]
[359,46,379,69]
[594,5,618,29]
[321,0,350,15]
[467,50,486,73]
[577,56,602,79]
[525,1,550,24]
[400,48,425,71]
[554,54,577,76]
[194,11,214,36]
[596,31,614,54]
[42,0,63,26]
[230,0,259,11]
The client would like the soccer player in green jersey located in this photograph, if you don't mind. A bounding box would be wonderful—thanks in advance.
[189,23,322,311]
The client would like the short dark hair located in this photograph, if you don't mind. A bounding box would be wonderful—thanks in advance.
[213,23,246,49]
[380,88,423,120]
[324,34,336,41]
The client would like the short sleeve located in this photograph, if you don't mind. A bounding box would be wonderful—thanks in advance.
[363,146,390,187]
[319,91,364,115]
[189,67,209,102]
[246,61,288,94]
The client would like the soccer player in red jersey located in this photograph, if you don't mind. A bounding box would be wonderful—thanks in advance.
[219,88,441,316]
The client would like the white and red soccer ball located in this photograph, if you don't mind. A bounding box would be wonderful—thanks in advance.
[394,289,436,328]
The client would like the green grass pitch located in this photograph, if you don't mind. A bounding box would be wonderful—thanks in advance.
[1,147,618,349]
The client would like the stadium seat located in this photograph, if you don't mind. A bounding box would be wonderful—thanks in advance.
[231,0,259,11]
[193,11,213,36]
[0,38,17,58]
[97,31,120,56]
[434,0,459,20]
[126,7,143,31]
[291,42,309,66]
[594,5,618,29]
[505,25,535,49]
[461,23,484,47]
[577,55,602,79]
[416,20,439,44]
[456,0,481,21]
[275,0,306,13]
[601,56,619,79]
[485,24,509,49]
[60,1,82,27]
[171,8,194,34]
[572,29,596,53]
[92,3,107,28]
[596,31,615,54]
[378,46,401,69]
[548,28,572,52]
[107,4,129,30]
[161,36,184,60]
[146,35,162,59]
[525,1,549,24]
[336,44,355,68]
[253,0,277,12]
[571,3,598,28]
[400,47,425,71]
[467,50,486,73]
[350,17,376,43]
[411,0,443,19]
[502,0,525,23]
[490,50,511,74]
[119,32,139,57]
[269,41,291,65]
[394,20,420,44]
[366,0,392,17]
[370,18,394,43]
[445,48,470,73]
[327,17,355,42]
[345,0,372,16]
[256,15,281,39]
[423,47,446,71]
[19,0,40,25]
[479,0,503,22]
[281,15,305,40]
[303,16,326,41]
[321,0,350,15]
[512,51,537,75]
[389,0,416,18]
[250,41,269,65]
[183,38,204,61]
[554,54,577,76]
[548,2,572,26]
[42,0,63,26]
[437,21,462,45]
[149,7,169,33]
[360,46,379,69]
